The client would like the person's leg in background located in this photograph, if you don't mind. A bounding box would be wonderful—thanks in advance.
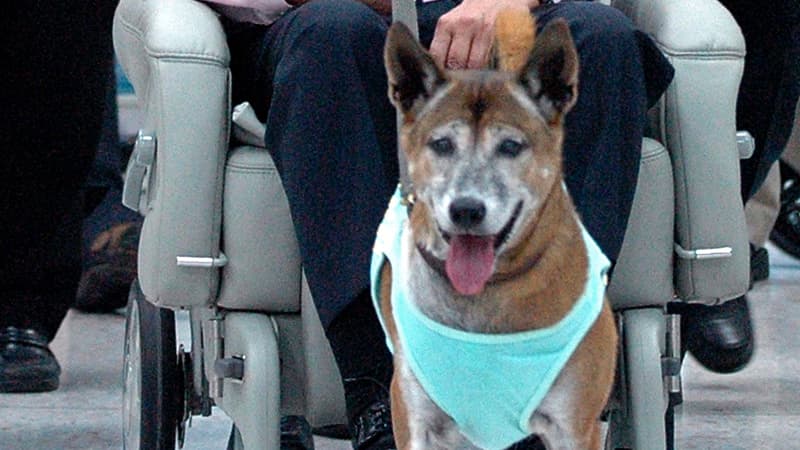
[779,102,800,174]
[679,0,800,375]
[745,162,781,282]
[75,64,142,313]
[0,1,117,393]
[769,100,800,258]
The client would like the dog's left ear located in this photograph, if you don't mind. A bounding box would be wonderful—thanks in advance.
[518,19,579,124]
[385,22,447,120]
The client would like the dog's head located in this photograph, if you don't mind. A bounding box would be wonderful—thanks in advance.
[385,18,578,296]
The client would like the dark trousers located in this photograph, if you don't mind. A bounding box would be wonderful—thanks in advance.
[0,2,117,340]
[721,0,800,201]
[229,0,672,328]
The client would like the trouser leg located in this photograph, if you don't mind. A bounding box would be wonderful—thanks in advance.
[238,0,457,328]
[535,1,673,262]
[0,1,116,340]
[721,0,800,200]
[746,163,781,248]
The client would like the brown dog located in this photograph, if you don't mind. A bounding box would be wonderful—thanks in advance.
[370,13,617,450]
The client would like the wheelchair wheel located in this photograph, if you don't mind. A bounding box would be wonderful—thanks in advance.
[123,279,180,450]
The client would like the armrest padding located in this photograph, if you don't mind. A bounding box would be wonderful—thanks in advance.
[114,0,232,307]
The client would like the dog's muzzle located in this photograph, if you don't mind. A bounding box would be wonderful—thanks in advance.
[436,200,524,295]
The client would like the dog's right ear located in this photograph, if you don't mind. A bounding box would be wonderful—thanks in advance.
[385,23,447,120]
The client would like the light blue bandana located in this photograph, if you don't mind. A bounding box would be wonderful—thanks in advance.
[370,188,610,450]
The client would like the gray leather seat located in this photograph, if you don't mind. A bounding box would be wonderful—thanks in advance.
[113,0,749,448]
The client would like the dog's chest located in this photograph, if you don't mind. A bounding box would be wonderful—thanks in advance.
[371,189,610,449]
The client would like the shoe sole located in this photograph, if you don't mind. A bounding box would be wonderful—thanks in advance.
[0,373,59,393]
[0,358,61,393]
[683,297,754,374]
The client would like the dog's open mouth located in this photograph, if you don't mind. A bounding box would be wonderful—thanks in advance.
[442,201,522,295]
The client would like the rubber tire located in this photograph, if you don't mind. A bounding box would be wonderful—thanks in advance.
[665,404,675,450]
[123,280,179,450]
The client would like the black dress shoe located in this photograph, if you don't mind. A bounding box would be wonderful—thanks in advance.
[506,434,546,449]
[280,415,315,450]
[227,416,316,450]
[679,295,754,374]
[350,400,396,450]
[0,327,61,393]
[770,161,800,260]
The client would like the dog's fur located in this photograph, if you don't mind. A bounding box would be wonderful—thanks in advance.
[377,13,618,450]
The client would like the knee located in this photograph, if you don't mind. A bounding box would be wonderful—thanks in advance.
[291,0,388,48]
[273,0,389,86]
[551,2,639,57]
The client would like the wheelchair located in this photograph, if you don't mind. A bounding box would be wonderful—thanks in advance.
[113,0,752,448]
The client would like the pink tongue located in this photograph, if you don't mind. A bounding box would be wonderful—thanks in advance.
[445,235,495,295]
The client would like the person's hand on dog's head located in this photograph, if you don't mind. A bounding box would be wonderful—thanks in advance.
[429,0,539,70]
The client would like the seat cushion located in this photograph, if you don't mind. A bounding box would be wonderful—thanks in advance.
[608,138,674,309]
[217,145,303,312]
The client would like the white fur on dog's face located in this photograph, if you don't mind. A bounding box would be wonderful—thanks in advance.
[411,117,558,262]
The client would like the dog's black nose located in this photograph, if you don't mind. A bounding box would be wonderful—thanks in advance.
[449,197,486,229]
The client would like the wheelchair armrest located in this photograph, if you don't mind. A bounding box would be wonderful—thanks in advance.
[114,0,230,105]
[614,0,749,304]
[612,0,744,57]
[114,0,232,307]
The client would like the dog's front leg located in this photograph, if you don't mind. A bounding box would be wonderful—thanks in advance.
[530,371,606,450]
[391,350,463,450]
[531,415,603,450]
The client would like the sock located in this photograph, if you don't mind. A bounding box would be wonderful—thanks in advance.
[325,289,394,424]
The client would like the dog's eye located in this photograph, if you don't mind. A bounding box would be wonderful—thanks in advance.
[497,139,526,158]
[429,137,456,156]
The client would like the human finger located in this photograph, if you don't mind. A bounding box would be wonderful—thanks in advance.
[466,25,493,69]
[445,29,473,69]
[429,25,452,68]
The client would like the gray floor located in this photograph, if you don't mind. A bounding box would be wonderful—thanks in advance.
[1,244,799,449]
